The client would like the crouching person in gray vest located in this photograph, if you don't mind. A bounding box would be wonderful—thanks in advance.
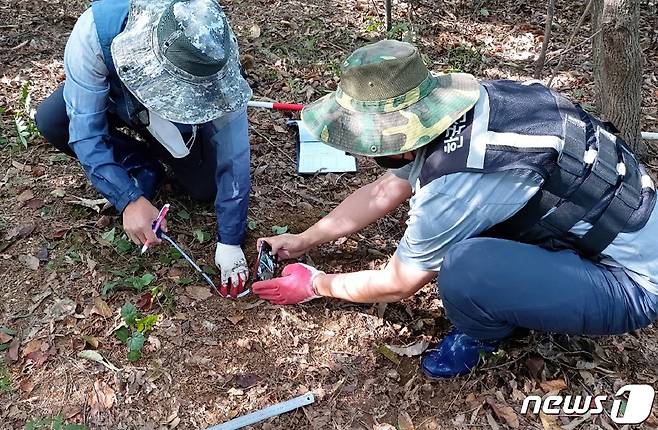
[36,0,253,297]
[251,40,658,379]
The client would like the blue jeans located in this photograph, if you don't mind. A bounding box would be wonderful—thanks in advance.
[438,238,658,340]
[35,85,218,201]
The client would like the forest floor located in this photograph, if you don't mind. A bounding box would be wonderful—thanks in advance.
[1,0,658,429]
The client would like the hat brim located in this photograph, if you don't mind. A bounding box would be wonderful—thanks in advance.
[301,73,480,156]
[111,0,252,125]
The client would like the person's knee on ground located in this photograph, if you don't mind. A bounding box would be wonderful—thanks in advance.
[111,138,165,200]
[182,180,216,202]
[35,86,75,156]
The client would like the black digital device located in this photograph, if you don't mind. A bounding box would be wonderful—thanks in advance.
[254,241,277,281]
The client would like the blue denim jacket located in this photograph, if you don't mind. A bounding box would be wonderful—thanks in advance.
[62,9,250,245]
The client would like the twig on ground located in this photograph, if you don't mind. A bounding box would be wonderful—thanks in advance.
[479,350,530,371]
[578,381,620,430]
[443,369,475,413]
[11,40,29,50]
[250,125,296,164]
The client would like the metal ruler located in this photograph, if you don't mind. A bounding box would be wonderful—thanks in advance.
[160,232,250,298]
[206,392,315,430]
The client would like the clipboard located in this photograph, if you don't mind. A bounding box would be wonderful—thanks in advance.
[288,120,358,175]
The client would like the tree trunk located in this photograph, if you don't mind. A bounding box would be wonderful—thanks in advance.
[592,0,644,156]
[385,0,392,32]
[534,0,555,79]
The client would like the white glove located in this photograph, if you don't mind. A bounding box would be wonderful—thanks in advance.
[215,243,249,298]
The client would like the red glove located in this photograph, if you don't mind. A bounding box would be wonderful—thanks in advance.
[252,263,324,305]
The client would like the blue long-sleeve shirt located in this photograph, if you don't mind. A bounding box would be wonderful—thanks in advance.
[62,9,250,244]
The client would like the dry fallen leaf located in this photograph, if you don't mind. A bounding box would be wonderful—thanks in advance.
[540,378,567,393]
[49,228,68,240]
[185,285,213,301]
[68,196,109,213]
[136,292,153,312]
[8,337,20,361]
[36,247,49,262]
[376,344,401,365]
[78,350,120,372]
[19,378,35,394]
[273,124,287,134]
[24,198,44,209]
[91,297,113,318]
[486,397,519,428]
[17,189,34,203]
[89,380,116,415]
[22,338,46,357]
[83,335,99,349]
[18,254,40,271]
[561,412,593,430]
[386,339,429,357]
[95,215,111,228]
[12,160,29,171]
[25,350,53,367]
[235,373,260,388]
[398,411,415,430]
[86,256,98,272]
[226,315,244,325]
[0,331,13,344]
[526,355,545,380]
[46,298,77,321]
[485,412,500,430]
[50,188,66,198]
[240,53,255,70]
[167,267,182,279]
[4,224,35,241]
[539,411,561,430]
[248,23,261,40]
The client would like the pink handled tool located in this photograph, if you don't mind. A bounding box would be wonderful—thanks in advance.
[140,203,170,254]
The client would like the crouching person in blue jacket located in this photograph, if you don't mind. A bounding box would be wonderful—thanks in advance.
[36,0,252,297]
[252,40,658,378]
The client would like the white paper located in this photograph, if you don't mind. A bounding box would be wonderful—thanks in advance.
[293,121,357,174]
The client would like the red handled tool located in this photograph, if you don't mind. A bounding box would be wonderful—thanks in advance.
[247,101,304,112]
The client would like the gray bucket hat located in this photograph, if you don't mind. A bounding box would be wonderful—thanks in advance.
[111,0,252,125]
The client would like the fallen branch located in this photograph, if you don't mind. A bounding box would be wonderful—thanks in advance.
[67,196,110,213]
[249,125,296,165]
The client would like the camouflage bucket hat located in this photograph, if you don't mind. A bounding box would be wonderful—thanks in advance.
[301,40,480,156]
[111,0,252,125]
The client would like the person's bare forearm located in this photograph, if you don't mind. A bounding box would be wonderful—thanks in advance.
[313,255,436,304]
[314,270,409,303]
[300,173,411,247]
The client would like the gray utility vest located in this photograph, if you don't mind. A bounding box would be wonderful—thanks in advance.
[418,80,656,257]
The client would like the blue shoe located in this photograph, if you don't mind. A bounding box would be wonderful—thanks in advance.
[421,329,498,379]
